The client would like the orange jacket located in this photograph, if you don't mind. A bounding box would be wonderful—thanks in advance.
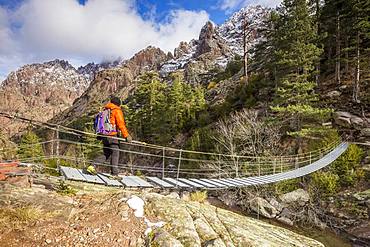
[104,103,129,138]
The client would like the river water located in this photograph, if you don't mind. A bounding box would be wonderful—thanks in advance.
[207,197,352,247]
[263,218,352,247]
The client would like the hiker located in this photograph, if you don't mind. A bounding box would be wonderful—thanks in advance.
[96,96,132,175]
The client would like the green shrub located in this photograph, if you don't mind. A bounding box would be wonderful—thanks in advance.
[310,171,339,196]
[275,178,300,194]
[330,144,364,186]
[307,128,340,152]
[56,180,77,196]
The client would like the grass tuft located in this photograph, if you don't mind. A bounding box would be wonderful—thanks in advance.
[190,191,208,203]
[0,206,43,230]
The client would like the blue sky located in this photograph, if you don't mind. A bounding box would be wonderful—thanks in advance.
[134,0,229,24]
[0,0,281,80]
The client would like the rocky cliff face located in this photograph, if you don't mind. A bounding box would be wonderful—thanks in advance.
[0,60,89,137]
[77,59,124,81]
[145,192,324,247]
[160,6,270,83]
[52,46,170,125]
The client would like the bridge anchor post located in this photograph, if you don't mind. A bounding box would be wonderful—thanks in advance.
[56,126,60,170]
[162,147,165,179]
[176,150,182,187]
[295,156,299,169]
[280,157,283,173]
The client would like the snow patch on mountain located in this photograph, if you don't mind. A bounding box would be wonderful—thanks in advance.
[159,5,270,76]
[77,58,124,80]
[1,59,90,93]
[218,5,270,56]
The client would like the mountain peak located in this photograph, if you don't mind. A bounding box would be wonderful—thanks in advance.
[44,59,75,71]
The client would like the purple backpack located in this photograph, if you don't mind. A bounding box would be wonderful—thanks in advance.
[94,109,116,135]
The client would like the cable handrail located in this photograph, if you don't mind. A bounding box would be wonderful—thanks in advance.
[11,142,349,180]
[0,112,343,159]
[57,138,333,165]
[14,153,297,173]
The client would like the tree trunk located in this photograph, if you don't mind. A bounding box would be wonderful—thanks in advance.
[315,0,320,84]
[353,32,360,103]
[345,36,349,74]
[335,10,341,84]
[243,15,248,84]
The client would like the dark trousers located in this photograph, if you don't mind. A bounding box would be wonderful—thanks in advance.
[102,136,120,175]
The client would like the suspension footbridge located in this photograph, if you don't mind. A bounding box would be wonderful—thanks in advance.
[0,112,350,189]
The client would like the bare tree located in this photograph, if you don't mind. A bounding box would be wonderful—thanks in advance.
[335,10,341,85]
[353,32,360,103]
[243,15,256,84]
[206,109,281,178]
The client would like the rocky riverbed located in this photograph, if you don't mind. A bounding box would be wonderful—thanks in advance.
[216,187,370,247]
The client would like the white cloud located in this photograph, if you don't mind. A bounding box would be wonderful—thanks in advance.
[219,0,242,11]
[0,6,23,81]
[219,0,282,11]
[0,0,209,80]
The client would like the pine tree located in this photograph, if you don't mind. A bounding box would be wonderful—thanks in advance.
[127,72,207,144]
[348,0,370,102]
[192,86,206,117]
[128,72,169,143]
[82,126,102,160]
[17,131,44,162]
[168,74,186,130]
[253,11,281,85]
[271,0,332,138]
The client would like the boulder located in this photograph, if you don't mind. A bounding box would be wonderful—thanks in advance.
[181,191,191,201]
[361,128,370,137]
[326,90,341,98]
[334,116,352,128]
[218,192,237,207]
[152,228,184,247]
[353,189,370,201]
[277,216,294,226]
[280,189,310,206]
[193,218,219,243]
[145,193,324,246]
[335,111,353,119]
[269,198,284,213]
[333,111,370,130]
[167,192,180,199]
[279,208,295,220]
[351,116,364,129]
[249,197,278,218]
[203,238,227,247]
